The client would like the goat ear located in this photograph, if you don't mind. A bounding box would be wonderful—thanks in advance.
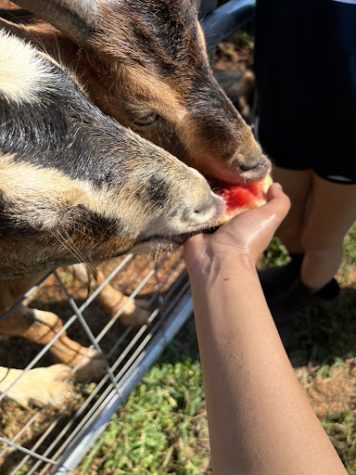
[12,0,98,45]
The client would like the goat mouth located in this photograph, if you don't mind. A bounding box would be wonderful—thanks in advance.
[208,163,270,194]
[150,232,197,247]
[141,227,216,251]
[206,154,271,185]
[238,156,271,183]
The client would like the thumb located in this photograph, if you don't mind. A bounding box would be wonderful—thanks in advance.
[222,182,290,234]
[261,183,290,224]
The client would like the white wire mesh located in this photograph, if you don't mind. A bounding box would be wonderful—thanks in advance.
[0,250,193,474]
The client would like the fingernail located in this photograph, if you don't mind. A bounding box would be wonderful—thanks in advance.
[275,183,283,191]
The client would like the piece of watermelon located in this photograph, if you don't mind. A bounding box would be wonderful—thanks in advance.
[217,175,273,224]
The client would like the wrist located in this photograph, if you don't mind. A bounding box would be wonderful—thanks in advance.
[186,247,257,284]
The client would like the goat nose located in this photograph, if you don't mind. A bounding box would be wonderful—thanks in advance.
[239,157,261,172]
[237,154,271,182]
[193,196,216,215]
[184,192,224,227]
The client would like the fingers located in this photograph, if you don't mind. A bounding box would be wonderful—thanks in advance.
[266,182,286,201]
[263,183,291,222]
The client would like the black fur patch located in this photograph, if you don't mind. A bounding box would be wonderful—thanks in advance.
[0,194,123,240]
[190,69,238,123]
[0,8,37,24]
[63,204,123,238]
[146,175,169,209]
[0,214,42,236]
[186,69,242,153]
[0,60,140,188]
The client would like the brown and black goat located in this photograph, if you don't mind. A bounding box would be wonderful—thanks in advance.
[0,0,271,396]
[0,31,224,406]
[1,0,268,182]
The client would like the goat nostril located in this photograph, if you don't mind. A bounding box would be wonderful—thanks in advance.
[193,198,214,215]
[190,194,219,219]
[194,208,205,215]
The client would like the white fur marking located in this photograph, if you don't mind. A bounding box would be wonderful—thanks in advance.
[0,31,57,104]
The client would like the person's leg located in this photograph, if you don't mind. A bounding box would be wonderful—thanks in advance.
[272,166,312,253]
[258,166,312,299]
[301,174,356,291]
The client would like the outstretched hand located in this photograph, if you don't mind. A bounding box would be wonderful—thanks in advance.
[184,183,290,271]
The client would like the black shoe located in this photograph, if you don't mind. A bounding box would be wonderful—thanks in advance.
[258,253,304,300]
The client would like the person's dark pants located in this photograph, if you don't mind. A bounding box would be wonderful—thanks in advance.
[255,0,356,184]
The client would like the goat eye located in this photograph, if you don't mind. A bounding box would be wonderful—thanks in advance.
[132,112,159,127]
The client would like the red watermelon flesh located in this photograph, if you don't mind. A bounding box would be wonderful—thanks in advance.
[217,175,272,224]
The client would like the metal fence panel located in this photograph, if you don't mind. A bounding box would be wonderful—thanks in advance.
[0,251,192,474]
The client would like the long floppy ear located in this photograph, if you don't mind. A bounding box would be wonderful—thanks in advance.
[12,0,98,45]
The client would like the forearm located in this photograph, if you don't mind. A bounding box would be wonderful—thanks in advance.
[189,253,346,475]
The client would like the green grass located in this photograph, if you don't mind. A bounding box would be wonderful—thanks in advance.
[80,225,356,475]
[79,324,210,475]
[322,411,356,474]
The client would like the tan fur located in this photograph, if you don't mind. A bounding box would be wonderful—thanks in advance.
[196,22,207,51]
[0,272,104,380]
[0,154,139,233]
[0,364,74,407]
[0,154,85,207]
[119,67,188,123]
[0,0,16,8]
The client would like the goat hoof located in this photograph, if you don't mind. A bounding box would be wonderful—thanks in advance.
[73,348,107,382]
[4,364,74,409]
[119,301,151,327]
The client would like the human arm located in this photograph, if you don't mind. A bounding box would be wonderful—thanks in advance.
[183,184,347,475]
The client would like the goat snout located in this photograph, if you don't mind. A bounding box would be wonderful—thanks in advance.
[234,153,271,183]
[181,191,225,229]
[150,170,225,239]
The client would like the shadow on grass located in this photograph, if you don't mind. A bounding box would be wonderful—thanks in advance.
[159,285,356,371]
[287,286,356,368]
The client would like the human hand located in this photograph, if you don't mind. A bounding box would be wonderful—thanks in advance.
[184,183,290,272]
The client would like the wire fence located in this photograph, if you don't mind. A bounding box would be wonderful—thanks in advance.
[0,250,193,474]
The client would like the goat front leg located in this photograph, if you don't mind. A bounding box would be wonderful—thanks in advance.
[70,264,150,326]
[0,307,106,382]
[0,364,74,408]
[0,277,107,381]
